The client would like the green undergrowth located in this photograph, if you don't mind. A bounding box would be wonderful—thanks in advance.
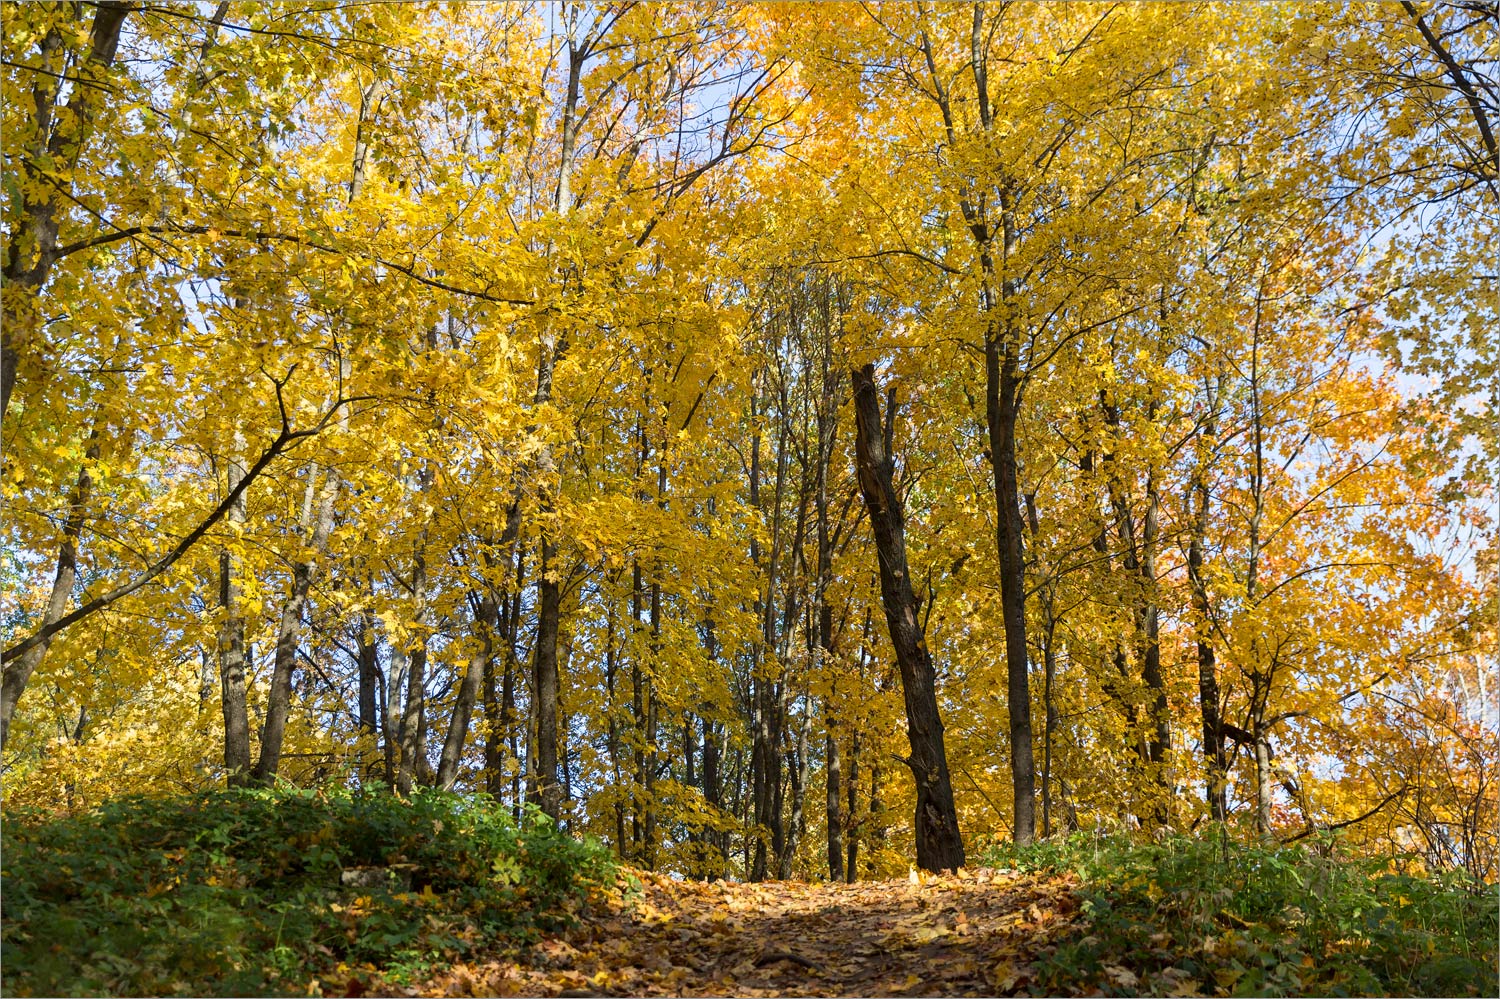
[1,786,614,997]
[984,831,1498,997]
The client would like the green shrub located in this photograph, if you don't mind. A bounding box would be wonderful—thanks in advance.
[983,831,1498,997]
[1,787,614,997]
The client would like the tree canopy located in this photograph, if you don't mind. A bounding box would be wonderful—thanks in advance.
[2,0,1494,883]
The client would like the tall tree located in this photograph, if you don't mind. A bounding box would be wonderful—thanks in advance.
[850,363,965,873]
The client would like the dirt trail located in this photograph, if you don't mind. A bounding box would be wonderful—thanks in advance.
[421,867,1082,997]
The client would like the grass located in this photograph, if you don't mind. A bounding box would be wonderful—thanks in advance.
[983,830,1498,997]
[1,786,615,997]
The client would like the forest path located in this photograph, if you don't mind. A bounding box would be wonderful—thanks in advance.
[419,866,1083,997]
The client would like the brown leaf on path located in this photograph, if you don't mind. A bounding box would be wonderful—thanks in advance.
[403,866,1080,998]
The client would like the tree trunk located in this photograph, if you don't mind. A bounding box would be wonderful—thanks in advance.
[825,721,845,881]
[354,603,380,784]
[357,605,379,735]
[850,363,965,872]
[1024,494,1060,839]
[396,543,431,796]
[643,578,662,864]
[1099,391,1172,823]
[813,340,843,881]
[0,430,100,749]
[985,304,1036,844]
[1254,731,1274,835]
[748,380,788,881]
[845,725,860,882]
[531,538,563,818]
[219,451,252,783]
[1188,418,1226,822]
[631,561,647,856]
[518,12,584,820]
[384,643,406,787]
[781,701,811,879]
[703,713,724,877]
[252,468,337,784]
[437,591,497,790]
[1138,466,1172,820]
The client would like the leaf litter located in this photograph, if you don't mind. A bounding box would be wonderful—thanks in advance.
[408,866,1082,997]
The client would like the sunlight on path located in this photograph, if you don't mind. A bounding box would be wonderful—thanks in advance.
[417,868,1081,997]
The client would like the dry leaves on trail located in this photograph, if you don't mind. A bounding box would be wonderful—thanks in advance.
[413,867,1081,997]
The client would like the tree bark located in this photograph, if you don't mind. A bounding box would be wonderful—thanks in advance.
[1099,390,1172,823]
[531,538,563,818]
[251,468,337,784]
[357,605,379,734]
[987,327,1037,845]
[218,452,252,783]
[977,184,1038,845]
[437,590,497,790]
[1188,401,1227,822]
[0,429,99,749]
[850,363,965,872]
[1024,494,1060,839]
[845,725,860,881]
[748,378,788,881]
[781,699,811,879]
[395,543,431,795]
[643,578,662,863]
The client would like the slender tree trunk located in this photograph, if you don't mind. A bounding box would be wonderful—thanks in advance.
[1,430,100,749]
[982,199,1037,844]
[1040,608,1059,839]
[1188,424,1226,821]
[643,578,662,864]
[357,605,379,735]
[781,701,811,879]
[813,340,844,881]
[703,711,724,877]
[989,347,1037,846]
[851,363,965,872]
[1248,300,1272,836]
[395,544,431,795]
[394,446,438,795]
[519,11,586,822]
[631,560,647,855]
[437,591,497,790]
[531,538,562,818]
[486,540,524,801]
[1099,391,1171,822]
[1254,732,1274,834]
[825,719,844,881]
[219,451,252,783]
[869,754,887,856]
[505,647,521,817]
[253,469,337,784]
[355,603,380,784]
[483,628,502,797]
[1139,466,1171,820]
[605,588,628,856]
[1024,494,1060,839]
[384,643,406,787]
[845,725,860,881]
[846,608,873,881]
[748,379,789,881]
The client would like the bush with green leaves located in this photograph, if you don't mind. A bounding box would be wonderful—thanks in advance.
[1,786,614,997]
[983,831,1497,997]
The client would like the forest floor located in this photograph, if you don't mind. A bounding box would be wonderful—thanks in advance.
[7,790,1491,997]
[411,867,1086,998]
